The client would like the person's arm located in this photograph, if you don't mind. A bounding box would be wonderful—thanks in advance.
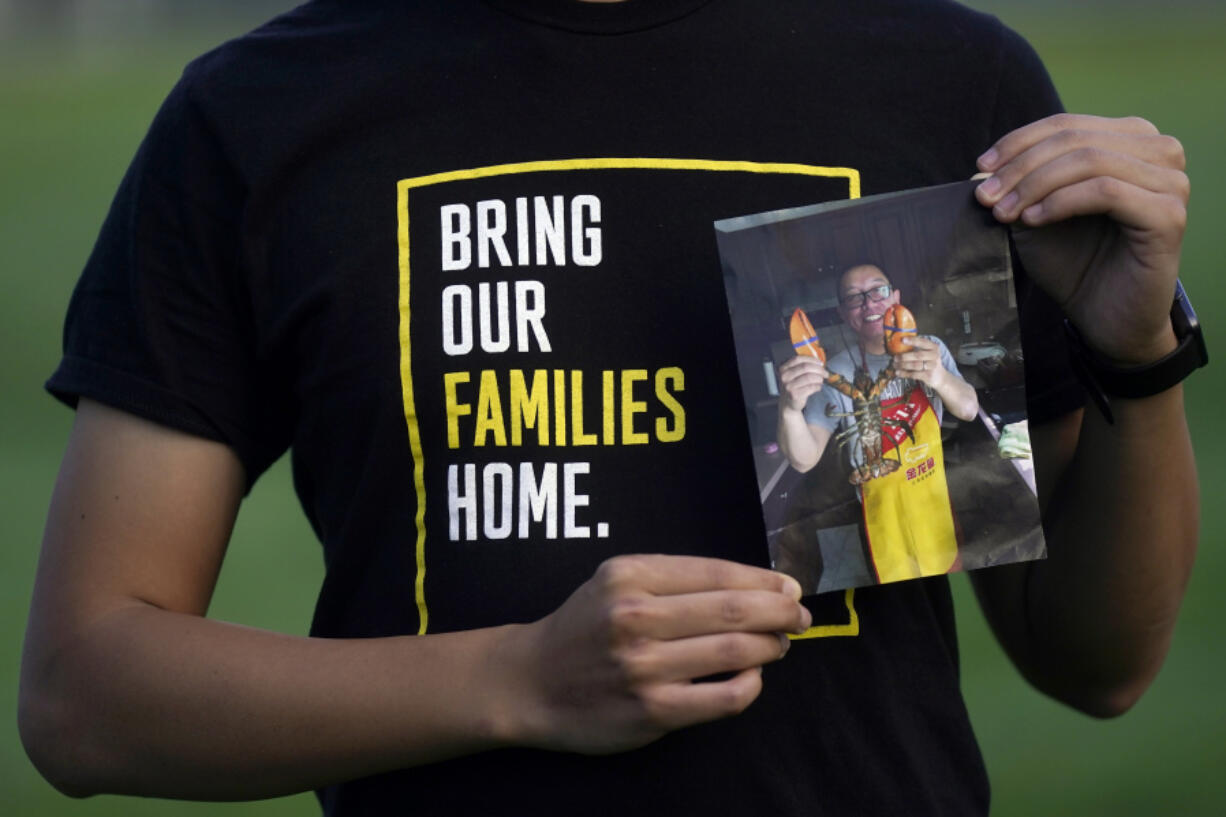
[19,400,811,800]
[969,114,1197,716]
[775,356,834,472]
[892,336,979,421]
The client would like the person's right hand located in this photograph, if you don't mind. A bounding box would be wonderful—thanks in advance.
[501,554,811,755]
[777,355,829,413]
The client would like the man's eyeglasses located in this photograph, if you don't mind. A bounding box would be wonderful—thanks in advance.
[839,284,893,310]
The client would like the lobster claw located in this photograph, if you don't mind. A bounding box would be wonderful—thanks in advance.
[789,308,827,363]
[883,304,917,355]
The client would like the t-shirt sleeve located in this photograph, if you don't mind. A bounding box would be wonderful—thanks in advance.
[988,22,1087,426]
[803,385,843,433]
[987,24,1064,143]
[936,336,962,382]
[46,71,292,488]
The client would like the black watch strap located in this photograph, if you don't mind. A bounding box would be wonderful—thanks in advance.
[1064,280,1208,424]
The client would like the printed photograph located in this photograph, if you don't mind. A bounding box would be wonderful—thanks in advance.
[716,180,1045,595]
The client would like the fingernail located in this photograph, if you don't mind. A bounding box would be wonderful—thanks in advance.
[1022,203,1044,224]
[978,148,999,169]
[799,606,813,632]
[994,191,1019,217]
[782,575,803,600]
[977,176,1001,199]
[779,632,792,657]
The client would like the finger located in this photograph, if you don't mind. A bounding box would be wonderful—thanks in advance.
[1016,176,1187,239]
[778,363,827,385]
[899,359,934,378]
[628,631,790,687]
[901,336,936,352]
[977,113,1165,172]
[608,588,812,642]
[981,146,1189,222]
[642,667,764,731]
[778,357,826,379]
[780,373,826,397]
[977,126,1184,205]
[595,554,802,599]
[895,349,935,366]
[777,356,805,374]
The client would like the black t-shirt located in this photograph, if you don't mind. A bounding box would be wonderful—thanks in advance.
[49,1,1084,814]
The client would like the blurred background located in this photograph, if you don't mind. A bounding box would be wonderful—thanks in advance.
[1,1,1222,814]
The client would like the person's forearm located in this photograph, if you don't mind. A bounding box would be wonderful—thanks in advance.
[1033,385,1196,711]
[931,368,978,422]
[20,605,527,799]
[979,386,1197,716]
[969,111,1197,716]
[22,404,810,800]
[21,555,810,801]
[777,406,823,472]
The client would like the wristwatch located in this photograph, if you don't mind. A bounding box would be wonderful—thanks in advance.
[1064,280,1209,424]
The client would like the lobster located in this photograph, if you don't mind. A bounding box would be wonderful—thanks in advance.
[788,306,917,485]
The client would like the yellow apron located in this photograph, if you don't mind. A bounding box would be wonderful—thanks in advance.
[861,386,958,583]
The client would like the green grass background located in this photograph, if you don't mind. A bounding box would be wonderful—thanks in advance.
[1,2,1222,814]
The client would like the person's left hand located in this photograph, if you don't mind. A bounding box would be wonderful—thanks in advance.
[892,336,945,387]
[974,113,1188,366]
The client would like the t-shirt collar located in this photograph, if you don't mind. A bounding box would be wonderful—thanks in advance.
[481,0,716,34]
